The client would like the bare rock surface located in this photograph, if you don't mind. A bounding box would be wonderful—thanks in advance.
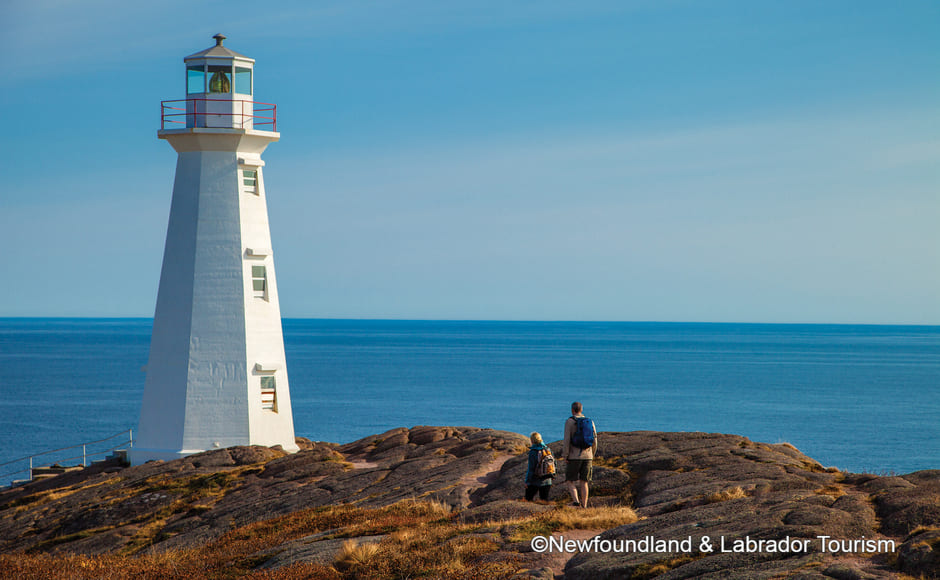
[255,532,387,570]
[0,426,527,556]
[0,428,936,579]
[552,433,937,580]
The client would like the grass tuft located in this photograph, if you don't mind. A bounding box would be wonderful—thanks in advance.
[509,506,638,542]
[333,539,380,571]
[632,554,698,579]
[814,484,846,498]
[706,486,747,503]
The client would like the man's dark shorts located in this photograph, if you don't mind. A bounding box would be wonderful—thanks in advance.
[565,459,593,482]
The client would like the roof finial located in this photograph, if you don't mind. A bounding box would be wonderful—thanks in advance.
[213,34,226,47]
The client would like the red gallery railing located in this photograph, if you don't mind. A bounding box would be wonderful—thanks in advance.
[160,99,277,131]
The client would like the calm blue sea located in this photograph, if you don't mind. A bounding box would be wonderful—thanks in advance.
[0,319,937,484]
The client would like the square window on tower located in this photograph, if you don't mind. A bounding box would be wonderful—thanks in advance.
[251,265,267,300]
[260,375,277,411]
[243,169,258,194]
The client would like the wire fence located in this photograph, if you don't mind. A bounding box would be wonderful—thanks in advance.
[0,429,133,486]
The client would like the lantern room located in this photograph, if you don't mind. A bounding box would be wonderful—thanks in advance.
[160,34,275,131]
[185,34,253,96]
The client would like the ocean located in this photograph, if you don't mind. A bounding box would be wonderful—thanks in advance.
[0,319,937,484]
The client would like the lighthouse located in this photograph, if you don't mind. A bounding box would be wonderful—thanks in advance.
[131,35,298,464]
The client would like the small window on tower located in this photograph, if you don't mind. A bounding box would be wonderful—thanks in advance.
[243,169,258,194]
[251,265,267,299]
[260,375,277,411]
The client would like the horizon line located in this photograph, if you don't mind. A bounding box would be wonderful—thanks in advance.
[0,316,938,328]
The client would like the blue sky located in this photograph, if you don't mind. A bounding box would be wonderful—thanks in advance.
[1,1,937,323]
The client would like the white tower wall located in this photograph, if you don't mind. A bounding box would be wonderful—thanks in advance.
[132,37,297,464]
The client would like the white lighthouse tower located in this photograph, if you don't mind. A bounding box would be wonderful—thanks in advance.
[131,35,298,464]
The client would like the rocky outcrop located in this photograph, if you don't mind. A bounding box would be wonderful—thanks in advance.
[0,428,936,579]
[0,427,527,556]
[557,432,934,579]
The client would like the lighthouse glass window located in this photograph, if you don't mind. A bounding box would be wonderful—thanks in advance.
[260,376,277,411]
[251,265,267,299]
[187,66,205,94]
[235,67,252,95]
[208,66,231,94]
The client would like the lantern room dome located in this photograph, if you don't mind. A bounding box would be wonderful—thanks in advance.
[184,34,254,63]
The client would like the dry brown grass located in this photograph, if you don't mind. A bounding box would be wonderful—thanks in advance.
[631,554,699,579]
[508,505,638,542]
[549,505,639,530]
[705,486,747,503]
[0,551,343,580]
[0,499,518,580]
[3,477,126,515]
[399,497,453,517]
[814,484,847,498]
[0,499,637,580]
[333,539,380,571]
[358,524,511,579]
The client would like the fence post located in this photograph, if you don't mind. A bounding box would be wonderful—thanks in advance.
[28,456,32,481]
[83,444,87,467]
[129,428,133,448]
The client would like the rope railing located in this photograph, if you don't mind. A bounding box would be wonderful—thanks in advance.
[0,429,133,485]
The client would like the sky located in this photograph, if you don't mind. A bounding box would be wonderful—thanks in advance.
[1,0,937,324]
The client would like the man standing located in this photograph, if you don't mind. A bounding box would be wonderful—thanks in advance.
[563,401,597,508]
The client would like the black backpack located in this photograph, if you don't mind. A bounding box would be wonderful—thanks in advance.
[570,416,595,449]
